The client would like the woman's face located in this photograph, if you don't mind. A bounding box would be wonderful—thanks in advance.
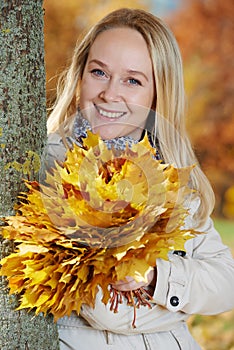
[79,27,155,140]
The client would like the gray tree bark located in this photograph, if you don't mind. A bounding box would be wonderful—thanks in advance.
[0,1,59,349]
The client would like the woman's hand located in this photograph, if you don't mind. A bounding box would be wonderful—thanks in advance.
[112,267,157,293]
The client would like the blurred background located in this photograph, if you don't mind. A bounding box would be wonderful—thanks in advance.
[43,1,234,348]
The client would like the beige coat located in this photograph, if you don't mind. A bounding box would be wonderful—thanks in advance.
[44,133,234,350]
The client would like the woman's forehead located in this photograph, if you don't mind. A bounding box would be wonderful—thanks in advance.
[88,27,153,74]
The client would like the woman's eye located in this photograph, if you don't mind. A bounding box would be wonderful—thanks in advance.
[91,69,106,78]
[128,78,142,86]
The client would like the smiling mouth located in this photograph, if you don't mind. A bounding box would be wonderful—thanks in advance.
[95,105,126,119]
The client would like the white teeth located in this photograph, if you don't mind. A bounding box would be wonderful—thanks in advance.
[96,106,125,119]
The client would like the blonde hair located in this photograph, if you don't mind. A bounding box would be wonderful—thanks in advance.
[47,8,215,227]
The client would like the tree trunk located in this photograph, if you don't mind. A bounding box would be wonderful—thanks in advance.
[0,1,59,349]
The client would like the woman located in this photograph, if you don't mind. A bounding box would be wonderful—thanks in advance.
[45,8,234,350]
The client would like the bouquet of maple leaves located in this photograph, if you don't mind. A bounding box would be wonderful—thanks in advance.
[0,131,198,327]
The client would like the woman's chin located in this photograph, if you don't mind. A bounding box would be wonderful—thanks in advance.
[92,125,122,140]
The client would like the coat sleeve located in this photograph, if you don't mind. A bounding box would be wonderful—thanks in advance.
[39,133,69,183]
[43,133,68,169]
[154,213,234,315]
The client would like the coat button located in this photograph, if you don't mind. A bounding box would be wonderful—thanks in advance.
[173,250,186,257]
[170,296,179,307]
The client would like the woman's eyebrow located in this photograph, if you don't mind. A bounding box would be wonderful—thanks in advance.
[126,69,149,82]
[88,59,108,68]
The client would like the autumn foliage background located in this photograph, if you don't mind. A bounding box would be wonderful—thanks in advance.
[43,0,234,349]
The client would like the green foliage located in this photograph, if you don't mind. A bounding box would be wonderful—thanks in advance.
[213,218,234,247]
[189,310,234,350]
[189,218,234,350]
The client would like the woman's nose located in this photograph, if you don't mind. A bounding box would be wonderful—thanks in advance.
[99,79,122,102]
